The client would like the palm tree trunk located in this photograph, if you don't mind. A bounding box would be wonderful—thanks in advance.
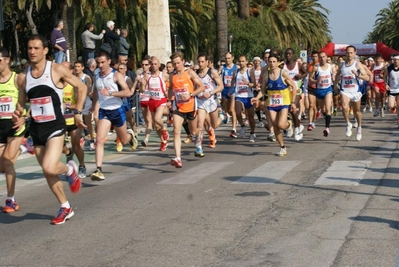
[13,17,20,64]
[26,1,38,34]
[216,0,228,59]
[237,0,250,19]
[61,1,76,62]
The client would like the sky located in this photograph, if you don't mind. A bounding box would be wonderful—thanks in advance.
[318,0,392,44]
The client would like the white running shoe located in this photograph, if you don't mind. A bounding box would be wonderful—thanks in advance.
[346,122,353,137]
[276,147,287,157]
[286,120,293,138]
[258,121,264,128]
[294,127,303,141]
[353,119,358,128]
[249,134,255,143]
[356,128,362,141]
[298,124,304,133]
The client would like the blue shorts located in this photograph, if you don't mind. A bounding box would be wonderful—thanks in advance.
[99,107,126,128]
[315,87,333,100]
[235,97,253,109]
[267,105,290,112]
[222,88,234,100]
[122,98,131,113]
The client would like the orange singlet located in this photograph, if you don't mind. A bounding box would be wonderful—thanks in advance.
[172,70,195,113]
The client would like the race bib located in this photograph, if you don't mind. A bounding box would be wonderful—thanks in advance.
[149,90,161,100]
[0,96,14,119]
[374,70,383,83]
[175,88,189,104]
[224,75,232,87]
[30,96,56,123]
[269,94,283,107]
[140,90,150,101]
[342,76,355,89]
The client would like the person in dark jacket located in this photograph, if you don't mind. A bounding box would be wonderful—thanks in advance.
[103,21,120,60]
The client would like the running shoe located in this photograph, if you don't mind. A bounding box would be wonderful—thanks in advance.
[66,160,81,193]
[356,128,362,141]
[307,124,313,131]
[353,119,358,128]
[89,141,95,151]
[51,207,74,225]
[127,129,137,150]
[258,121,264,128]
[323,127,330,137]
[66,149,74,163]
[194,147,205,157]
[381,109,385,118]
[2,199,19,213]
[316,110,321,120]
[222,113,229,124]
[116,139,123,152]
[78,166,87,178]
[160,141,168,151]
[23,137,35,154]
[240,126,247,138]
[374,109,380,117]
[170,157,183,168]
[230,130,238,138]
[362,105,369,113]
[346,122,353,137]
[141,139,148,147]
[208,128,215,140]
[91,169,105,181]
[79,137,85,148]
[301,113,307,120]
[369,106,373,113]
[131,135,138,150]
[286,120,293,138]
[183,135,192,143]
[276,147,287,157]
[332,108,338,117]
[249,134,255,143]
[162,129,169,142]
[294,127,303,141]
[298,124,304,133]
[391,107,397,114]
[167,115,173,126]
[267,133,276,142]
[209,139,217,148]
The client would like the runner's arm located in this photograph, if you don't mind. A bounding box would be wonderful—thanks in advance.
[211,69,223,94]
[355,62,370,81]
[113,72,133,98]
[189,69,205,96]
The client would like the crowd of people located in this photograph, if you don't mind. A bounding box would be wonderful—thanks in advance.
[1,20,398,225]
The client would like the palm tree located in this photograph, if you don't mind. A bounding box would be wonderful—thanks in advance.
[237,0,250,19]
[216,0,228,59]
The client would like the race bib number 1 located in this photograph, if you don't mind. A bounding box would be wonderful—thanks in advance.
[0,96,14,119]
[30,96,56,123]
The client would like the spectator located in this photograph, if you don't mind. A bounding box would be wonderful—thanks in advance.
[118,29,130,58]
[103,21,120,60]
[50,20,67,64]
[83,58,96,81]
[81,23,105,65]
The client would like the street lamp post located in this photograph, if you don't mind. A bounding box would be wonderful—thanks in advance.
[174,34,177,52]
[228,34,233,53]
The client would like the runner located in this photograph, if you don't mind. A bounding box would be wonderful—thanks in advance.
[61,62,86,178]
[231,55,256,142]
[372,53,387,118]
[0,47,26,213]
[251,53,296,156]
[309,51,335,137]
[306,50,319,131]
[90,51,136,180]
[141,57,169,151]
[251,57,266,128]
[333,45,370,141]
[221,52,238,138]
[132,58,152,147]
[168,52,205,167]
[283,48,306,140]
[196,52,224,149]
[385,54,399,126]
[13,34,86,224]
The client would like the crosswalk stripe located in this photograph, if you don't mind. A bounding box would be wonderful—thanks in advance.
[232,161,301,184]
[157,162,234,185]
[314,161,371,186]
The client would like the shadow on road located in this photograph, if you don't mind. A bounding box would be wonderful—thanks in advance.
[0,212,53,224]
[349,215,399,230]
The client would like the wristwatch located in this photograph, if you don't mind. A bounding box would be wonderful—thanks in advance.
[109,91,113,96]
[190,93,193,97]
[74,110,82,115]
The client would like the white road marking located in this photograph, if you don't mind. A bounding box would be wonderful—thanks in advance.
[314,161,371,186]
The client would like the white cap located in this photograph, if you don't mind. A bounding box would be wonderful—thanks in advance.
[367,57,374,61]
[264,49,271,53]
[106,21,115,28]
[253,56,261,62]
[184,62,191,66]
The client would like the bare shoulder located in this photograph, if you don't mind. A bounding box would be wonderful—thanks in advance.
[16,71,26,88]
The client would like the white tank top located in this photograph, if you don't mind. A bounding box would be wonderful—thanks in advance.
[283,62,299,80]
[26,61,64,123]
[198,69,216,99]
[316,64,333,89]
[373,63,385,84]
[340,61,360,93]
[147,73,167,100]
[254,69,261,90]
[95,69,123,110]
[235,69,253,98]
[139,73,151,102]
[388,68,399,93]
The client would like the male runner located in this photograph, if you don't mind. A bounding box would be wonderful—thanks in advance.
[307,50,319,131]
[14,34,86,225]
[372,53,387,117]
[385,54,399,126]
[221,52,238,138]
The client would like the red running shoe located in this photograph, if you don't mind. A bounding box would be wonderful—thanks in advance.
[162,129,169,142]
[160,141,168,151]
[66,160,81,193]
[170,157,182,168]
[2,199,19,213]
[51,207,74,225]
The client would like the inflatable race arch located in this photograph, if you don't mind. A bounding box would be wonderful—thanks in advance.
[320,42,399,60]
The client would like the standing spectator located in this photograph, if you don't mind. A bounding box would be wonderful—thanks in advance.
[118,29,130,60]
[103,21,120,60]
[81,23,105,66]
[50,20,67,64]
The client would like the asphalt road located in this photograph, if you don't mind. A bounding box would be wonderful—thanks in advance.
[1,111,399,267]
